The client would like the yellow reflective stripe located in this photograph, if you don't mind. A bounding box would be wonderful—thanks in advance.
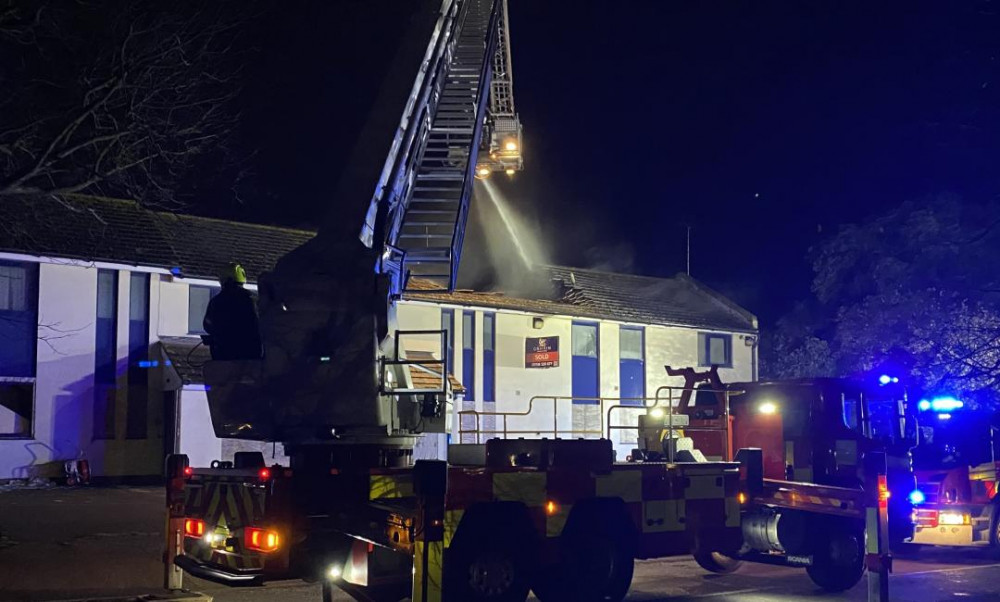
[369,474,413,500]
[493,472,546,506]
[595,470,642,502]
[866,507,879,554]
[642,499,685,532]
[725,496,741,527]
[443,509,464,549]
[685,474,724,500]
[412,541,444,602]
[546,503,572,538]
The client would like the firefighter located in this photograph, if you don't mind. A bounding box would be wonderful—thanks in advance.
[203,263,263,360]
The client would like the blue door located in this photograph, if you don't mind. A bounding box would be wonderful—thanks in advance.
[572,322,599,404]
[619,326,644,405]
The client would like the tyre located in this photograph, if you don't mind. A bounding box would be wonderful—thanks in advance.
[693,550,743,574]
[533,522,634,602]
[445,534,530,602]
[806,524,865,592]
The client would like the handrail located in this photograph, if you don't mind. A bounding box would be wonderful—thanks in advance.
[457,386,742,450]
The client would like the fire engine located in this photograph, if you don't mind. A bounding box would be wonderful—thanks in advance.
[909,399,1000,551]
[632,369,917,549]
[163,1,886,600]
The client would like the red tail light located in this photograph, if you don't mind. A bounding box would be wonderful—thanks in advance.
[258,468,271,480]
[245,527,280,552]
[184,518,205,538]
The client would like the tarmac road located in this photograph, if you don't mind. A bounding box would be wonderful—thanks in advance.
[2,486,999,602]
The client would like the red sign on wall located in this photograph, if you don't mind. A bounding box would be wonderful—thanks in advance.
[525,336,560,368]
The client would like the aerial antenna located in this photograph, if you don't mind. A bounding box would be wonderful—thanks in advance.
[686,225,691,276]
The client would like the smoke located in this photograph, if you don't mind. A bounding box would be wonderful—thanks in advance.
[583,242,636,274]
[457,179,554,299]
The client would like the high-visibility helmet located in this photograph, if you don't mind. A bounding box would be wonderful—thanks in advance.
[222,263,247,285]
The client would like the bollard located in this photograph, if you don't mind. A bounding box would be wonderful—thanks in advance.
[164,454,189,591]
[863,451,890,602]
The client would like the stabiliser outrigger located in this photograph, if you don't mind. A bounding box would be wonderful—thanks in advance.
[165,368,887,602]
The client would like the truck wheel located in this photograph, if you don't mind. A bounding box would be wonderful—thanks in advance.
[535,530,633,602]
[693,550,742,574]
[805,527,865,592]
[446,536,530,602]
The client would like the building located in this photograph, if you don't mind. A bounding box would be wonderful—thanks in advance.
[0,194,757,480]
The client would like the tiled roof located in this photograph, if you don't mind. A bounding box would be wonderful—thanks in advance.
[0,194,313,283]
[404,350,465,393]
[405,266,757,333]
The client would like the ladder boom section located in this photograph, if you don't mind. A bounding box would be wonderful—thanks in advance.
[361,0,509,293]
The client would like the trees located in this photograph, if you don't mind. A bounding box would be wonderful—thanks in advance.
[766,197,1000,404]
[0,0,254,207]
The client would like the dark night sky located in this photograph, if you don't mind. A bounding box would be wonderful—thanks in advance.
[235,1,1000,326]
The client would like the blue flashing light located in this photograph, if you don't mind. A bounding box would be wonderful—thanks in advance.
[137,360,160,368]
[917,400,931,411]
[930,397,963,412]
[170,267,182,275]
[908,489,925,505]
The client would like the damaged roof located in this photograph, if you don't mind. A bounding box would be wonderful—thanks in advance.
[0,194,313,283]
[405,266,758,333]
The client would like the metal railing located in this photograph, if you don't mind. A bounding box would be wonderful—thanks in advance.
[457,386,741,460]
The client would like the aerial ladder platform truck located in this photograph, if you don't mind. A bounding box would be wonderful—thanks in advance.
[164,2,885,600]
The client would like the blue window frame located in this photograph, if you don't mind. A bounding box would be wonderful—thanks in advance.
[483,313,495,403]
[571,322,599,405]
[126,272,150,439]
[619,326,644,406]
[441,309,454,376]
[698,333,733,368]
[0,260,38,378]
[94,270,118,439]
[462,311,475,401]
[0,260,38,438]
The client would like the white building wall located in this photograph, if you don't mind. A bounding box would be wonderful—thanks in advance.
[0,263,98,480]
[0,253,757,480]
[396,301,757,462]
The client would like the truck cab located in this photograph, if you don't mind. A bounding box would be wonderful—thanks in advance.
[725,378,917,543]
[910,403,1000,549]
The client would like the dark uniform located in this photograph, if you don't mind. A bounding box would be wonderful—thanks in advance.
[204,282,263,360]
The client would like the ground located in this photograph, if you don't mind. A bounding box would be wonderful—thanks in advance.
[2,486,1000,601]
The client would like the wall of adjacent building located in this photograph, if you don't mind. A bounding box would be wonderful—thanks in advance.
[0,254,214,481]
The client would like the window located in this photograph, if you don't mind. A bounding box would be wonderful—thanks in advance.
[0,261,38,378]
[619,326,644,406]
[698,333,732,368]
[188,285,219,334]
[0,261,38,438]
[462,312,475,400]
[483,313,495,403]
[126,272,150,439]
[441,309,454,374]
[94,270,118,439]
[572,322,599,405]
